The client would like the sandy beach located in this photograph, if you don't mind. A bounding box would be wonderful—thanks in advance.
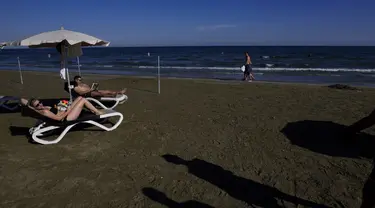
[0,70,374,207]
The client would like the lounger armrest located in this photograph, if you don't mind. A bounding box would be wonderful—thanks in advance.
[102,109,117,114]
[99,109,122,119]
[100,94,127,101]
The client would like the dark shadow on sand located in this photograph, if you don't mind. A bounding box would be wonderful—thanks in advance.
[142,187,214,208]
[361,159,375,208]
[281,120,375,208]
[162,154,330,208]
[281,120,375,159]
[9,126,40,144]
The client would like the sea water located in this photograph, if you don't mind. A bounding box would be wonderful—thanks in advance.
[1,46,375,86]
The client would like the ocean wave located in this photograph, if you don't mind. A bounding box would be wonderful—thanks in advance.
[2,62,375,73]
[138,65,375,73]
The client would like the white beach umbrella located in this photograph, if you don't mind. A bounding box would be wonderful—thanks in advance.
[5,27,110,48]
[3,27,110,101]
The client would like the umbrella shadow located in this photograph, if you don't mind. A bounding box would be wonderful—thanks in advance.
[281,120,375,208]
[361,158,375,208]
[162,154,330,208]
[280,120,375,159]
[142,187,214,208]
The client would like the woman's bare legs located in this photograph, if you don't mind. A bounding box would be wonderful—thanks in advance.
[250,72,255,81]
[94,90,117,97]
[66,97,103,121]
[68,96,84,108]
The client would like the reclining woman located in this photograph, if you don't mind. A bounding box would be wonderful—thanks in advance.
[20,96,104,122]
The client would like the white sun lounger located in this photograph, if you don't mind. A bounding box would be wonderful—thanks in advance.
[65,82,128,109]
[86,93,128,109]
[29,109,123,145]
[0,96,20,111]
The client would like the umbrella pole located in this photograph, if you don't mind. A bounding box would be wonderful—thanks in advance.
[17,57,23,84]
[77,56,81,76]
[157,56,160,94]
[64,45,73,102]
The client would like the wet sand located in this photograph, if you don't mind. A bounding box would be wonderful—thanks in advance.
[0,70,374,207]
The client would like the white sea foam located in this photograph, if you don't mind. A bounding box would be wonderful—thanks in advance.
[16,63,375,73]
[137,65,375,73]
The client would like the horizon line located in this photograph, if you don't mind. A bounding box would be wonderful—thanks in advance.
[3,44,375,49]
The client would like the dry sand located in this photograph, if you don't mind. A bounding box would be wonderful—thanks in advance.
[0,70,374,208]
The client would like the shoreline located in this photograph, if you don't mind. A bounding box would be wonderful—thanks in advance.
[1,68,374,89]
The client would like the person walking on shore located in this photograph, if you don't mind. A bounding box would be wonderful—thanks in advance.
[244,52,255,82]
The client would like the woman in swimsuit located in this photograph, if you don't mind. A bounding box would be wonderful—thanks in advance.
[20,96,104,121]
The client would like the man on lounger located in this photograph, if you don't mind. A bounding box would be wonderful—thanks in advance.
[73,76,126,98]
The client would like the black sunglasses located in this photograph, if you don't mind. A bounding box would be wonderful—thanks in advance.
[34,101,42,107]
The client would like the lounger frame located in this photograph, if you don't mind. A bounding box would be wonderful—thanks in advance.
[86,94,128,109]
[29,109,123,145]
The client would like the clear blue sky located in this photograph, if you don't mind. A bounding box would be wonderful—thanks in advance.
[1,0,375,46]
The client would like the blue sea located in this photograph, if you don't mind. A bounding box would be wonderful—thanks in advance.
[1,46,375,86]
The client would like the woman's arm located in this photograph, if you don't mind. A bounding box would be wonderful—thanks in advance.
[39,110,67,121]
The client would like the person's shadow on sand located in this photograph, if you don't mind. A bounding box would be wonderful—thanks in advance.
[162,154,330,208]
[281,120,375,208]
[142,187,214,208]
[281,120,375,159]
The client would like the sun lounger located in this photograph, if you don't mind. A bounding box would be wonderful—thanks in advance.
[64,82,128,109]
[0,96,20,111]
[85,93,128,109]
[28,109,123,145]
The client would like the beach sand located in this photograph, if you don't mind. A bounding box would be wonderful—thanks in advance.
[0,70,374,207]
